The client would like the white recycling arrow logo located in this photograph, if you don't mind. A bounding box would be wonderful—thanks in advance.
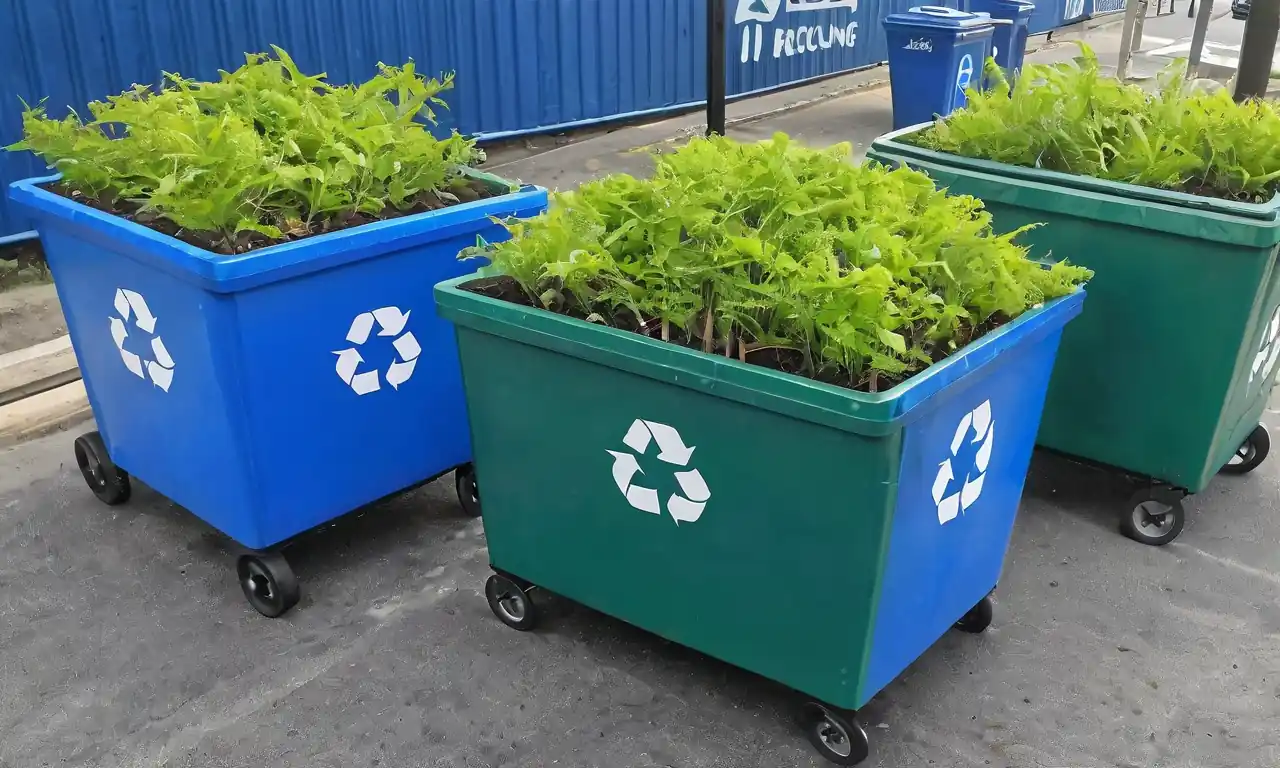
[333,306,421,396]
[606,419,711,525]
[932,400,995,525]
[110,288,175,392]
[1250,306,1280,387]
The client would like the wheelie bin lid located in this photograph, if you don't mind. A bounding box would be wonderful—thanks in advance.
[970,11,1014,26]
[884,6,995,30]
[969,0,1035,18]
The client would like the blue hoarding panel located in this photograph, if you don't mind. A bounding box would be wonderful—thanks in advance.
[726,0,888,97]
[0,0,701,238]
[1090,0,1127,15]
[0,0,1085,240]
[1027,0,1084,33]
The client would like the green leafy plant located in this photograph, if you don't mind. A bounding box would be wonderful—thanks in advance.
[465,133,1090,391]
[906,44,1280,202]
[7,47,496,254]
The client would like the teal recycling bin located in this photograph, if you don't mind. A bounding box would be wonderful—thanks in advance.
[883,7,995,130]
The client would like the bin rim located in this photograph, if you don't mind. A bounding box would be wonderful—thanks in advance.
[887,6,998,28]
[872,122,1280,224]
[7,169,548,295]
[868,147,1280,249]
[435,272,1084,437]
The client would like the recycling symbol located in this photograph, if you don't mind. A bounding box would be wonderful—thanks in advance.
[333,307,421,396]
[955,54,975,108]
[606,419,712,525]
[1250,306,1280,386]
[110,288,175,392]
[931,400,994,525]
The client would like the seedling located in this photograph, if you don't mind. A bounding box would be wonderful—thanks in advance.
[909,44,1280,202]
[8,47,492,253]
[466,133,1090,391]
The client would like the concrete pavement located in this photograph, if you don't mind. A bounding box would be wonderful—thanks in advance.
[1116,4,1260,81]
[3,17,1280,767]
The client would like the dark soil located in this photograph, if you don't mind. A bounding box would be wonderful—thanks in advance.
[0,238,50,291]
[1180,180,1272,204]
[48,176,508,256]
[463,275,1011,395]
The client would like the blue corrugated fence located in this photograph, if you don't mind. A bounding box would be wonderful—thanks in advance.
[0,0,1104,240]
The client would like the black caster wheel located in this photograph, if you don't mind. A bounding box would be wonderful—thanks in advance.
[954,594,995,634]
[73,431,131,506]
[1220,424,1270,476]
[801,703,870,766]
[1121,487,1186,547]
[485,573,538,631]
[236,552,300,618]
[456,464,481,518]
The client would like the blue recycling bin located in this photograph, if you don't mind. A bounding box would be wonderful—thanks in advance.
[8,171,547,617]
[971,0,1035,81]
[883,6,995,130]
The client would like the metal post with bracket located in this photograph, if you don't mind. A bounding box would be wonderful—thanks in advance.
[1186,0,1217,79]
[1116,0,1151,80]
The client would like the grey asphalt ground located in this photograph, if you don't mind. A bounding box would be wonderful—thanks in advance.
[5,401,1279,767]
[4,14,1280,768]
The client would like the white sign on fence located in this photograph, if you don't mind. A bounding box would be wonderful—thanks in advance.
[785,0,860,11]
[735,0,860,63]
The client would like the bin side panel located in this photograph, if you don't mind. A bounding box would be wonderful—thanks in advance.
[861,318,1064,704]
[232,228,506,548]
[993,202,1267,493]
[456,326,901,710]
[37,225,262,544]
[1213,262,1280,472]
[871,153,1269,492]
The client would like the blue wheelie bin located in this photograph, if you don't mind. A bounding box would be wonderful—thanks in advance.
[9,171,546,617]
[883,7,996,129]
[971,0,1034,81]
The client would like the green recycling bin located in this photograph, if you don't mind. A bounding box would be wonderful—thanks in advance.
[868,126,1280,547]
[435,271,1084,765]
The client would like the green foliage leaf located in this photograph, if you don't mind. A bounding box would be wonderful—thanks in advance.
[7,49,484,253]
[908,44,1280,202]
[877,327,908,354]
[476,134,1091,387]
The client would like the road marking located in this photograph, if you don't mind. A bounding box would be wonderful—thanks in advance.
[1144,39,1244,69]
[1146,41,1191,56]
[1170,542,1280,588]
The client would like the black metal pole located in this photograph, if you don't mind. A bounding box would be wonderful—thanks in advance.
[707,0,727,136]
[1236,0,1280,99]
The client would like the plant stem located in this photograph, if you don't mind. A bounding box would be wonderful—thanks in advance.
[702,308,714,355]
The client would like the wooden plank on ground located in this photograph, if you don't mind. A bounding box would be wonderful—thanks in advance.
[0,335,80,406]
[0,379,91,448]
